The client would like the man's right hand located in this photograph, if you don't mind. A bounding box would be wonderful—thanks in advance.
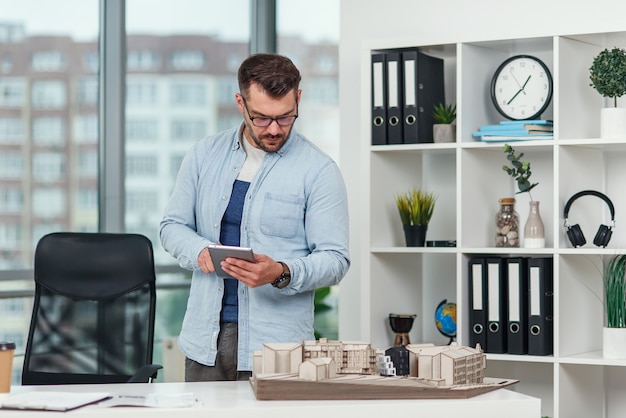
[198,247,216,274]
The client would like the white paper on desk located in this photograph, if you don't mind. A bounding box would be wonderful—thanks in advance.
[101,393,199,408]
[0,391,111,411]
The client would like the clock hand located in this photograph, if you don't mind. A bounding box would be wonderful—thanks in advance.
[520,75,531,95]
[507,88,523,105]
[509,70,524,90]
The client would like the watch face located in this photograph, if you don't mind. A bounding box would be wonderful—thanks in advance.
[490,55,553,120]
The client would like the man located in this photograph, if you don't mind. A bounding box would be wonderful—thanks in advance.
[160,53,350,381]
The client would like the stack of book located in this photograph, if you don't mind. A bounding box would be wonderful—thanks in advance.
[473,120,553,142]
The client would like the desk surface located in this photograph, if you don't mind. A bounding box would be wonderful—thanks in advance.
[3,381,541,418]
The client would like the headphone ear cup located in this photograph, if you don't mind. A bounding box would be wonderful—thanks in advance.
[567,224,586,247]
[593,224,612,247]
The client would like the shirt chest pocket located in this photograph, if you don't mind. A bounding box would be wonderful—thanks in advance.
[260,193,305,239]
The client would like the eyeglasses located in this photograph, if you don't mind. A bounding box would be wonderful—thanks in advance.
[241,96,298,127]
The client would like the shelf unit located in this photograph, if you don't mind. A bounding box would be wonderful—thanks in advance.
[360,31,626,418]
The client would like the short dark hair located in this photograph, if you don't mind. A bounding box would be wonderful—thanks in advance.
[238,53,301,99]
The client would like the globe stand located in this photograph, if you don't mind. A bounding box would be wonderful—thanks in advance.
[388,314,416,347]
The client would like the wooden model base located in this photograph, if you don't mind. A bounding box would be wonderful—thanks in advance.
[250,374,518,401]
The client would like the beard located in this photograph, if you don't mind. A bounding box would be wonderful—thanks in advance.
[243,120,292,153]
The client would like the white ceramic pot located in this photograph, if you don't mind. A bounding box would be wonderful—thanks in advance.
[603,327,626,359]
[600,107,626,139]
[433,124,456,143]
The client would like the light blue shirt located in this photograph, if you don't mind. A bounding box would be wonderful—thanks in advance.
[159,124,350,370]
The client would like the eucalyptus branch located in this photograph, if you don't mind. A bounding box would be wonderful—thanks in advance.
[502,144,538,201]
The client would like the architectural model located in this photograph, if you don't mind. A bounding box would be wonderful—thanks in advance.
[251,338,517,400]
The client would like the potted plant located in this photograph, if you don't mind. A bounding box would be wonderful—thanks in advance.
[603,254,626,359]
[395,187,437,246]
[432,102,456,143]
[501,144,544,248]
[589,47,626,138]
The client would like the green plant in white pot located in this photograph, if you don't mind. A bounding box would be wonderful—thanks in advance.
[589,47,626,138]
[395,188,437,247]
[432,103,456,143]
[603,254,626,359]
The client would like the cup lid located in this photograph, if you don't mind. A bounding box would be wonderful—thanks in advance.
[0,342,16,350]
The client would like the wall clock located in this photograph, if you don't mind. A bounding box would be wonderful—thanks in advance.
[490,55,553,120]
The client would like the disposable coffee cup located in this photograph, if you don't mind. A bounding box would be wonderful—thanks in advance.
[0,342,16,393]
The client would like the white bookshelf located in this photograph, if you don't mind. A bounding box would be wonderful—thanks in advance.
[360,31,626,418]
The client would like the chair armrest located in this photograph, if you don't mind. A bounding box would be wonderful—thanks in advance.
[127,364,163,383]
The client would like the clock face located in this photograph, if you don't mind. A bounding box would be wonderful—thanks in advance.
[490,55,553,120]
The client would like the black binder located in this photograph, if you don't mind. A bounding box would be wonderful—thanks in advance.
[528,257,554,356]
[486,257,507,353]
[400,49,445,144]
[371,52,387,145]
[506,257,529,355]
[468,257,487,350]
[385,51,403,144]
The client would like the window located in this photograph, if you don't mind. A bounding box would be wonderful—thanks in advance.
[0,117,24,144]
[0,187,23,213]
[77,150,98,176]
[128,50,159,71]
[171,51,204,70]
[0,151,22,178]
[77,187,98,210]
[32,152,65,182]
[127,118,158,142]
[127,155,158,176]
[31,51,66,72]
[76,78,98,106]
[170,82,206,106]
[171,119,206,141]
[127,79,158,106]
[32,188,65,217]
[0,79,25,107]
[32,117,65,145]
[31,80,66,109]
[73,115,98,143]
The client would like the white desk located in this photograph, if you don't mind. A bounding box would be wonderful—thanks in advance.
[3,381,541,417]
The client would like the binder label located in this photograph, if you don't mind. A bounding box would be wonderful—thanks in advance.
[404,60,416,106]
[488,263,500,322]
[530,266,540,316]
[388,60,399,107]
[373,62,384,108]
[472,264,483,309]
[508,263,520,322]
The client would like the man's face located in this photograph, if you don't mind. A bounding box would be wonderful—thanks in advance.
[237,83,301,153]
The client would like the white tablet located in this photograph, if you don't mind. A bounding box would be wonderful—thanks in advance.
[207,244,255,278]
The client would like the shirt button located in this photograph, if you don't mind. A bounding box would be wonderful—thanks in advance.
[222,195,227,200]
[213,224,219,228]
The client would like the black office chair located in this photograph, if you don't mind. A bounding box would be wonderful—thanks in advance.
[22,232,162,385]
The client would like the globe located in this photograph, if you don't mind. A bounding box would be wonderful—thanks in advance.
[435,299,457,344]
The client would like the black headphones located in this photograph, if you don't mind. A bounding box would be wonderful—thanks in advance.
[563,190,615,248]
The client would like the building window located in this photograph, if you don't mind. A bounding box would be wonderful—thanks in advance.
[77,150,98,176]
[0,79,25,107]
[126,191,159,212]
[0,151,22,178]
[32,117,65,145]
[31,51,66,72]
[32,188,65,218]
[171,119,206,141]
[32,152,65,182]
[76,78,98,106]
[0,117,24,144]
[127,118,158,142]
[73,115,98,143]
[31,80,67,109]
[128,50,159,71]
[0,187,23,213]
[170,82,206,106]
[127,155,158,176]
[83,51,99,73]
[171,51,204,70]
[0,223,21,252]
[126,79,158,106]
[77,187,98,210]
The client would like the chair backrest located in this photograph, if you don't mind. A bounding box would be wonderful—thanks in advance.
[22,232,157,385]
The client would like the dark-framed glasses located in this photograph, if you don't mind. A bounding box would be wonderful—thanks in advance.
[241,96,298,127]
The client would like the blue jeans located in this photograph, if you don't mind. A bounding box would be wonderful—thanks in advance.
[184,322,252,382]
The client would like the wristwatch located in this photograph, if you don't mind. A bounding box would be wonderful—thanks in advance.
[272,262,291,289]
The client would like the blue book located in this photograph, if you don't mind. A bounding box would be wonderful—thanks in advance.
[499,119,552,126]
